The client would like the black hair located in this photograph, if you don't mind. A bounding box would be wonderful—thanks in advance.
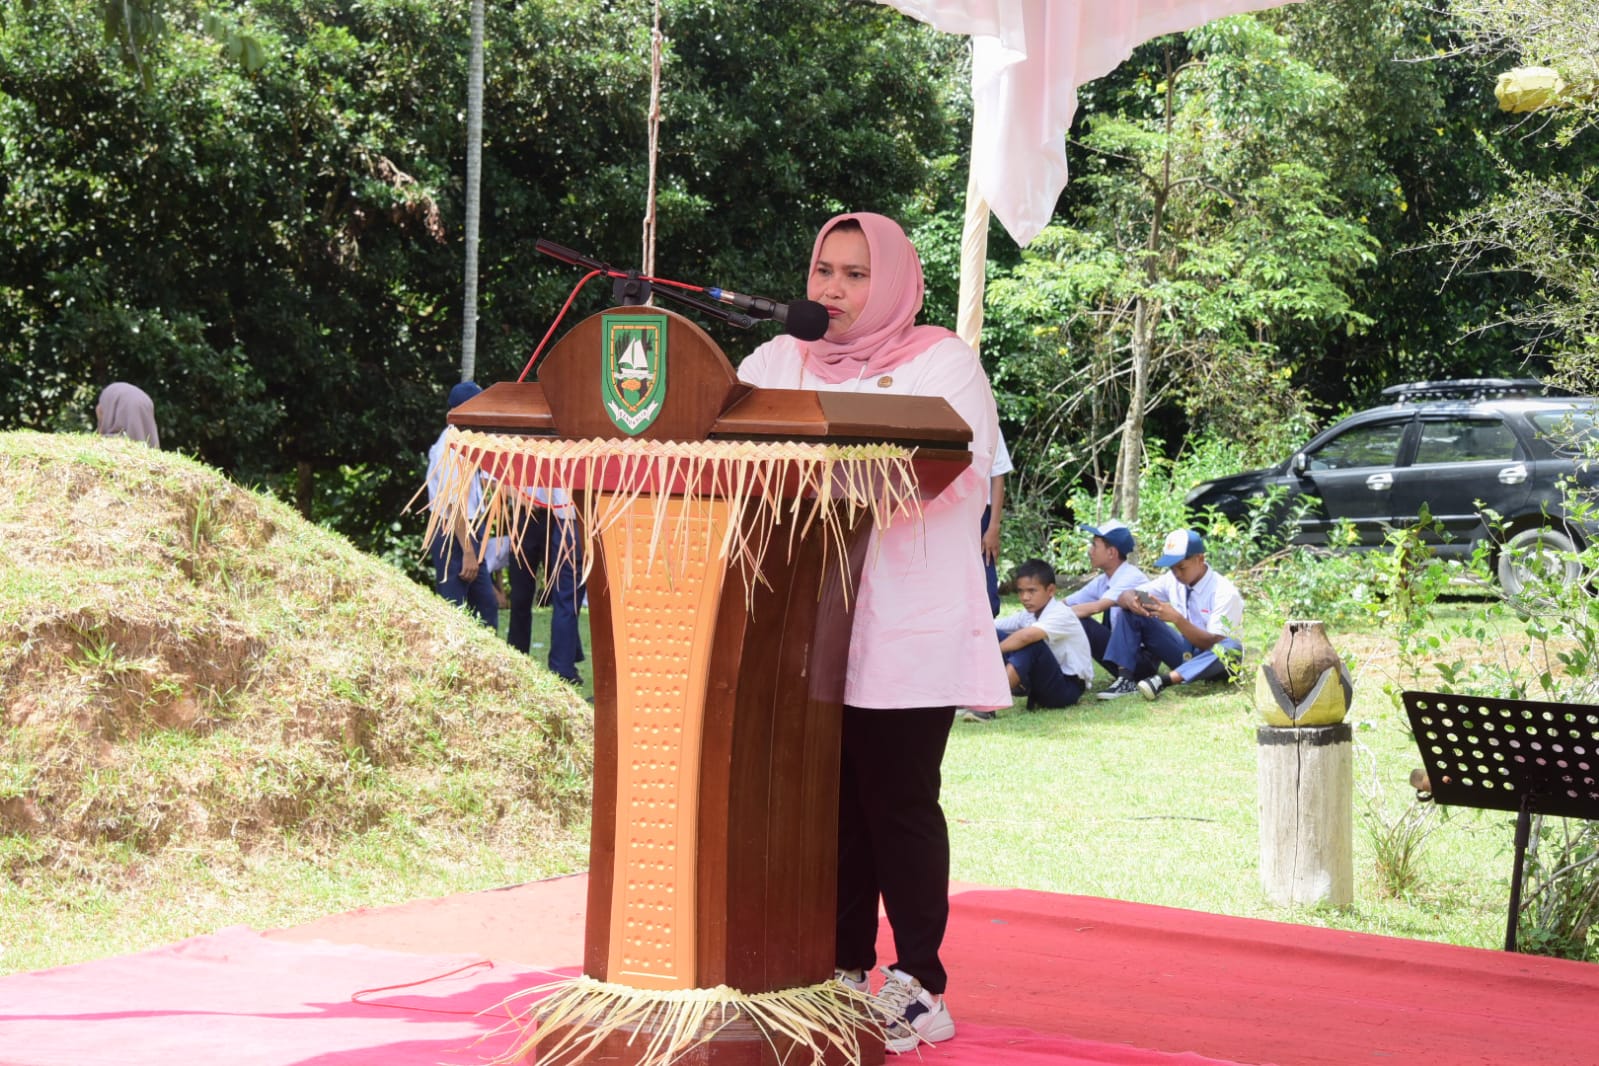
[1011,558,1057,587]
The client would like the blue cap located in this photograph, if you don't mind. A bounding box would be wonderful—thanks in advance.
[447,381,482,410]
[1155,529,1206,568]
[1080,520,1135,559]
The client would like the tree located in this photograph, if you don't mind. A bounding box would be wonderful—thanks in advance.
[1267,0,1562,396]
[986,17,1375,520]
[1436,0,1599,393]
[0,0,958,567]
[459,0,483,384]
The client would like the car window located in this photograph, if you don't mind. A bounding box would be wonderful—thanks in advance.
[1307,421,1408,471]
[1413,418,1520,465]
[1527,408,1599,455]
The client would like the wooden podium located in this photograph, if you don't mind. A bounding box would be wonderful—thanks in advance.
[443,307,972,1065]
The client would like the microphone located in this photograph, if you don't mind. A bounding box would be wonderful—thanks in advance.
[780,299,829,342]
[707,289,830,342]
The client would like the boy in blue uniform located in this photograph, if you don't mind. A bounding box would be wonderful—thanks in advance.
[1065,520,1147,672]
[1097,530,1244,701]
[425,382,498,628]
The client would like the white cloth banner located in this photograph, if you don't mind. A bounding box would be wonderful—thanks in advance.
[881,0,1302,247]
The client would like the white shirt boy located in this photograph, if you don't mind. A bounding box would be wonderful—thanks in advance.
[996,598,1095,684]
[1067,563,1150,613]
[1136,567,1243,639]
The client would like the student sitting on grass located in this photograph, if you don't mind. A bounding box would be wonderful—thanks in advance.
[963,559,1095,722]
[1096,529,1243,702]
[1065,520,1147,670]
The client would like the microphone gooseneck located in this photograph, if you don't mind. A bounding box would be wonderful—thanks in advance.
[532,238,828,343]
[707,288,830,342]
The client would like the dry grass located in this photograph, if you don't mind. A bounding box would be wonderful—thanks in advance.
[0,431,593,972]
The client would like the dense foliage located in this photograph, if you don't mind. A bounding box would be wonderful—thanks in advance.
[0,0,959,565]
[986,18,1377,520]
[1,0,1594,569]
[1439,0,1599,395]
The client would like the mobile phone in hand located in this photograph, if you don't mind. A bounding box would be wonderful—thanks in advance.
[1135,590,1157,609]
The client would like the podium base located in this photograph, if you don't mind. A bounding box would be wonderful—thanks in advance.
[530,1016,884,1066]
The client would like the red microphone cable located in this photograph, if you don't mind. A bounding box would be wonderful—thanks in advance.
[517,269,601,381]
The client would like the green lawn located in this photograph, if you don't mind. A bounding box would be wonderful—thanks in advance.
[510,597,1518,951]
[0,602,1531,973]
[943,602,1515,952]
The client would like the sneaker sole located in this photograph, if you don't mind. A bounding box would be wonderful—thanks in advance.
[1138,684,1160,701]
[884,1013,956,1053]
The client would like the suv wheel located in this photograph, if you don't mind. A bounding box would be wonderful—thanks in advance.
[1496,525,1583,600]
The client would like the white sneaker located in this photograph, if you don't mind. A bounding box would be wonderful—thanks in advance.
[834,967,869,994]
[873,967,955,1053]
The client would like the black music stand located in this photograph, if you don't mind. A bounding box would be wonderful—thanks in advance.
[1402,691,1599,951]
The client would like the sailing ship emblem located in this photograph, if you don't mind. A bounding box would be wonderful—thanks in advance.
[600,313,668,435]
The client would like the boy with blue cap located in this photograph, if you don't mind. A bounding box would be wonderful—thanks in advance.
[1065,519,1147,672]
[1096,529,1243,701]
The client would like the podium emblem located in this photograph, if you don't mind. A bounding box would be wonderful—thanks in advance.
[601,313,668,435]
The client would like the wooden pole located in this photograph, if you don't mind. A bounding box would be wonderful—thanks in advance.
[641,0,662,279]
[1257,723,1353,906]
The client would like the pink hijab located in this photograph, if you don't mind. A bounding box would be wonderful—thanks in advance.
[802,212,957,385]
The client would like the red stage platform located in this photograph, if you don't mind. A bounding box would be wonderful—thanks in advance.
[3,874,1597,1066]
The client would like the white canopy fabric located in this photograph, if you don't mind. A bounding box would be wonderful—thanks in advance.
[879,0,1301,345]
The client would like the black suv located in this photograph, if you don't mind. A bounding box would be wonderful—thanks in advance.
[1184,380,1598,595]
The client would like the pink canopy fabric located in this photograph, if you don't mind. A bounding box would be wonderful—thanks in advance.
[880,0,1302,247]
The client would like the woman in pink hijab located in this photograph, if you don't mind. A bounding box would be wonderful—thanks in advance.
[739,212,1009,1053]
[95,383,161,449]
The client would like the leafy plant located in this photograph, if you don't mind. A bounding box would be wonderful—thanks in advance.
[1246,546,1378,630]
[1519,817,1599,961]
[1383,468,1599,959]
[1363,795,1442,900]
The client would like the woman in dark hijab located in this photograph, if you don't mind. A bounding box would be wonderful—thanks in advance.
[96,383,160,449]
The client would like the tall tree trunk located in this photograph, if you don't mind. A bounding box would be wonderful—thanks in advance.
[459,0,484,383]
[1112,45,1178,523]
[1114,295,1153,520]
[296,461,314,520]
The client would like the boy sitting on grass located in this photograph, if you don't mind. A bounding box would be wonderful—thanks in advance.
[962,559,1096,722]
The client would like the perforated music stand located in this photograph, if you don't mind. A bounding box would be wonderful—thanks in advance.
[1402,691,1599,951]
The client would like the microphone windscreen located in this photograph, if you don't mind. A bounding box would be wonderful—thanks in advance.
[782,299,830,342]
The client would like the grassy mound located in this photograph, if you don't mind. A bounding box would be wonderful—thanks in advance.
[0,431,591,972]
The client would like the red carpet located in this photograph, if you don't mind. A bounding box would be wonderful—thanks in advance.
[4,874,1599,1065]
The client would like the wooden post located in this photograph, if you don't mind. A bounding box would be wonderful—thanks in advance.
[1257,723,1353,906]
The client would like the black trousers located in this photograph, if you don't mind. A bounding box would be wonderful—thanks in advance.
[1081,615,1111,666]
[835,705,956,994]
